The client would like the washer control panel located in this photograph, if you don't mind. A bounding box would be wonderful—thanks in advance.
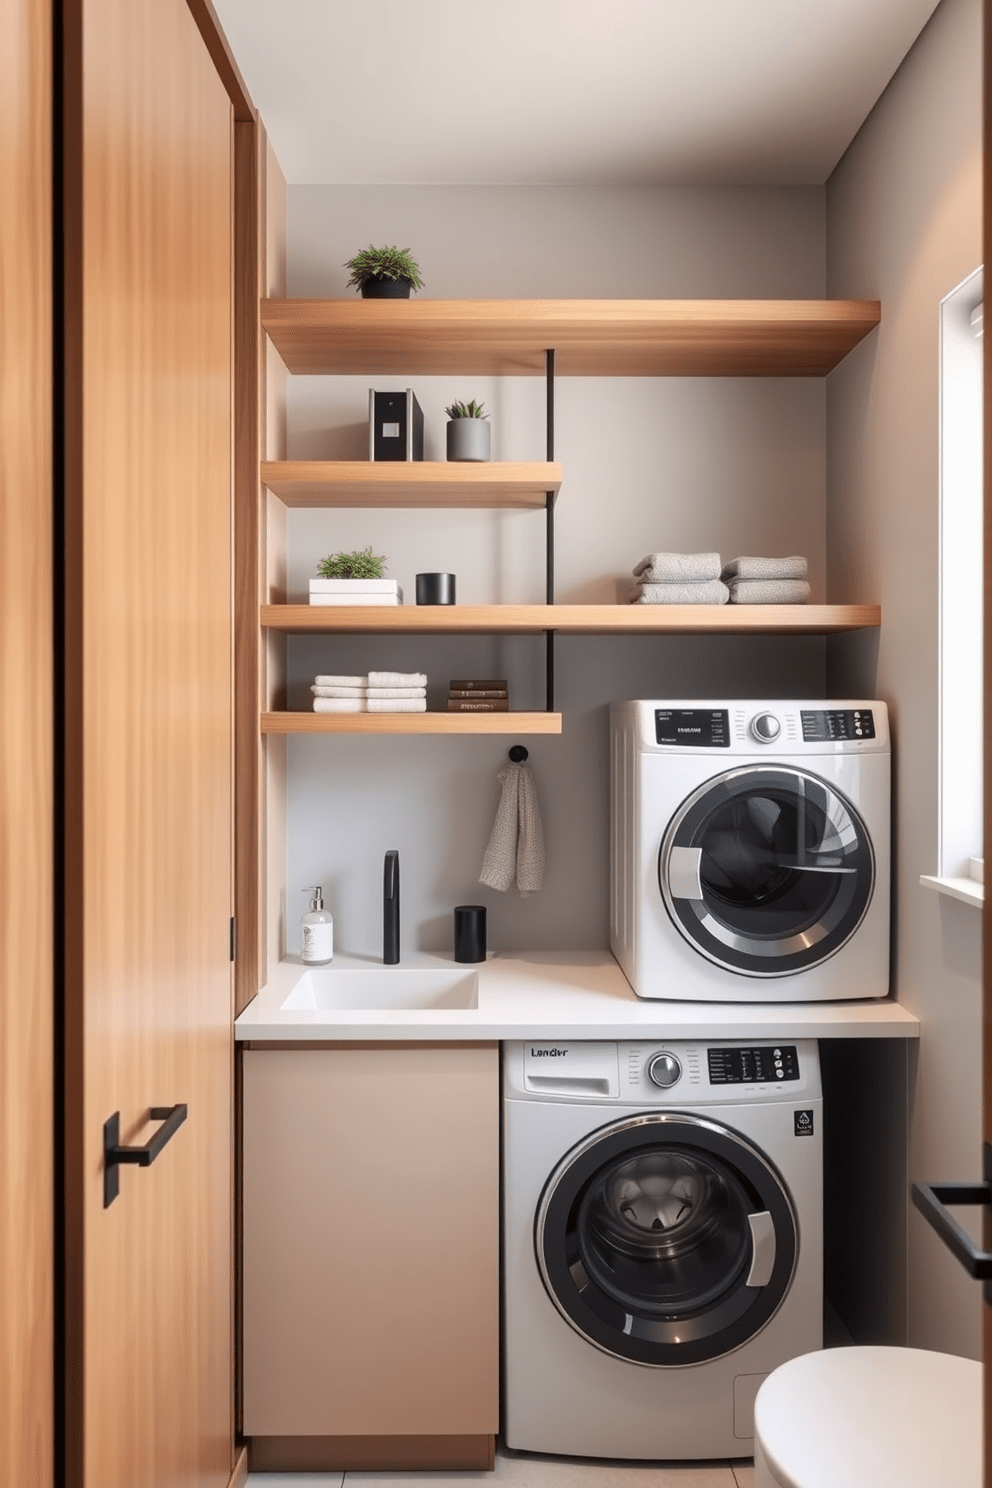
[801,708,875,742]
[708,1045,799,1084]
[506,1040,819,1103]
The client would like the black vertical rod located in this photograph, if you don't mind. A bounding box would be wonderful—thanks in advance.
[545,349,555,711]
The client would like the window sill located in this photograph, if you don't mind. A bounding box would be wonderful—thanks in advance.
[920,874,984,908]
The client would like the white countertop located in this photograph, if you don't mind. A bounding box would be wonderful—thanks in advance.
[235,950,920,1043]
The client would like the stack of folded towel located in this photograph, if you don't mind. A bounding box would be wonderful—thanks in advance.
[721,556,810,605]
[311,671,428,713]
[628,553,729,605]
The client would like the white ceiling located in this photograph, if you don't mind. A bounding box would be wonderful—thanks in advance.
[212,0,943,187]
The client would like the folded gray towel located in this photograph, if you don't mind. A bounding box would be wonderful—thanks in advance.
[722,555,808,581]
[633,552,722,582]
[629,579,730,605]
[727,578,811,605]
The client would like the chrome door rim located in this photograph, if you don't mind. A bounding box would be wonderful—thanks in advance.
[535,1110,798,1368]
[659,764,875,978]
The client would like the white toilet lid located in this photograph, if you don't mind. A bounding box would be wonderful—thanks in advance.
[754,1346,982,1488]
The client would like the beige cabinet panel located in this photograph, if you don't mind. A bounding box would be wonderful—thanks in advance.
[243,1044,499,1439]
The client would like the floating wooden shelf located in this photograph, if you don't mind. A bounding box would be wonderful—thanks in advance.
[261,711,563,736]
[261,460,562,509]
[261,298,881,379]
[261,603,881,637]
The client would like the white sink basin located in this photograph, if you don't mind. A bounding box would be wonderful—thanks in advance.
[283,965,479,1012]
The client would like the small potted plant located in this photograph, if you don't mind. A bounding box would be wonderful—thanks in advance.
[343,245,424,299]
[445,399,491,462]
[309,547,401,606]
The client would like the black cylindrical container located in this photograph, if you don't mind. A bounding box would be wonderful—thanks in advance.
[416,572,456,604]
[454,904,487,963]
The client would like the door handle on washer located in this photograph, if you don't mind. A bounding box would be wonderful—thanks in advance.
[745,1210,776,1287]
[668,846,704,900]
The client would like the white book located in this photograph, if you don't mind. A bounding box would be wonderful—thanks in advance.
[309,594,403,606]
[309,578,401,594]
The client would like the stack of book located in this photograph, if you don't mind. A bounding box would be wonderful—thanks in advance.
[447,678,509,712]
[309,579,403,606]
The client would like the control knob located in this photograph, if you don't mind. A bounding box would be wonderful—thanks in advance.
[647,1052,682,1088]
[750,712,782,743]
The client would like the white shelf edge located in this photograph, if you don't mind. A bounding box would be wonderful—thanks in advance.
[919,874,984,908]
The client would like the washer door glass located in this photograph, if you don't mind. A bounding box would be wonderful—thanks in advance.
[537,1113,797,1368]
[660,765,874,977]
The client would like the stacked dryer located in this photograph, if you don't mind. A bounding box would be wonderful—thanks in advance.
[609,700,890,1002]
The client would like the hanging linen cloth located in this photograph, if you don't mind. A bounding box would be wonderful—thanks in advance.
[479,762,545,895]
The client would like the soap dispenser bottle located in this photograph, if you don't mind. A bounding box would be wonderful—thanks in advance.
[301,886,333,964]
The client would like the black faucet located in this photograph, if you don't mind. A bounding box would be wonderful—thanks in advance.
[383,850,400,964]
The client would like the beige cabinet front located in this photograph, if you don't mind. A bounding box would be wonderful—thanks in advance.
[242,1043,499,1466]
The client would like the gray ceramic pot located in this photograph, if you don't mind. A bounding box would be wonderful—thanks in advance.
[446,417,491,462]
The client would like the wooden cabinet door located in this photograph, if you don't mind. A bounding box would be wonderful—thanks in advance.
[62,2,235,1484]
[242,1044,499,1472]
[1,1,53,1484]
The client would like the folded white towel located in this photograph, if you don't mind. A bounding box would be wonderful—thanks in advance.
[313,697,368,713]
[629,580,730,605]
[633,552,722,583]
[479,762,545,896]
[727,578,811,605]
[367,697,427,712]
[368,671,427,687]
[366,686,427,699]
[722,555,808,581]
[312,685,368,698]
[314,674,366,688]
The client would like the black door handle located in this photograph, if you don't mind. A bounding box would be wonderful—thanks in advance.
[103,1103,187,1207]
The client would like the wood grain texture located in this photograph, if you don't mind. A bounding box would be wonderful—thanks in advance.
[261,710,563,736]
[185,0,255,121]
[262,459,562,508]
[242,1046,499,1438]
[233,118,262,1016]
[0,1,53,1484]
[62,1,234,1483]
[261,147,289,980]
[260,298,882,378]
[261,602,881,636]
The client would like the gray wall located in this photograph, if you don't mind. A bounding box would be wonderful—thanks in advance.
[283,186,832,958]
[825,0,983,1356]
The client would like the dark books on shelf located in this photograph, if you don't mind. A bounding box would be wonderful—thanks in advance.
[448,678,509,712]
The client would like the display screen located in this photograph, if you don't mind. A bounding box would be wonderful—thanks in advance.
[801,709,875,742]
[708,1046,800,1084]
[655,709,730,747]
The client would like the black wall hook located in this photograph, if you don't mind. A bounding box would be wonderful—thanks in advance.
[508,745,529,763]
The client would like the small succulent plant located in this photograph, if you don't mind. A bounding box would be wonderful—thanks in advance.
[317,547,387,579]
[445,400,489,419]
[343,245,424,292]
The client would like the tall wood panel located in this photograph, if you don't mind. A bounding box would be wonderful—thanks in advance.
[62,1,235,1482]
[0,1,53,1484]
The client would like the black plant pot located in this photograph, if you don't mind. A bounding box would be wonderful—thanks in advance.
[360,277,413,299]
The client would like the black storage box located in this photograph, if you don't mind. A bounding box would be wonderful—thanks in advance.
[368,388,424,461]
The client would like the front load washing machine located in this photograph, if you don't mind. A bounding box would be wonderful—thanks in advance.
[609,700,890,1001]
[502,1038,823,1459]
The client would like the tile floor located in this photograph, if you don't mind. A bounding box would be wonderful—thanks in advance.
[247,1445,755,1488]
